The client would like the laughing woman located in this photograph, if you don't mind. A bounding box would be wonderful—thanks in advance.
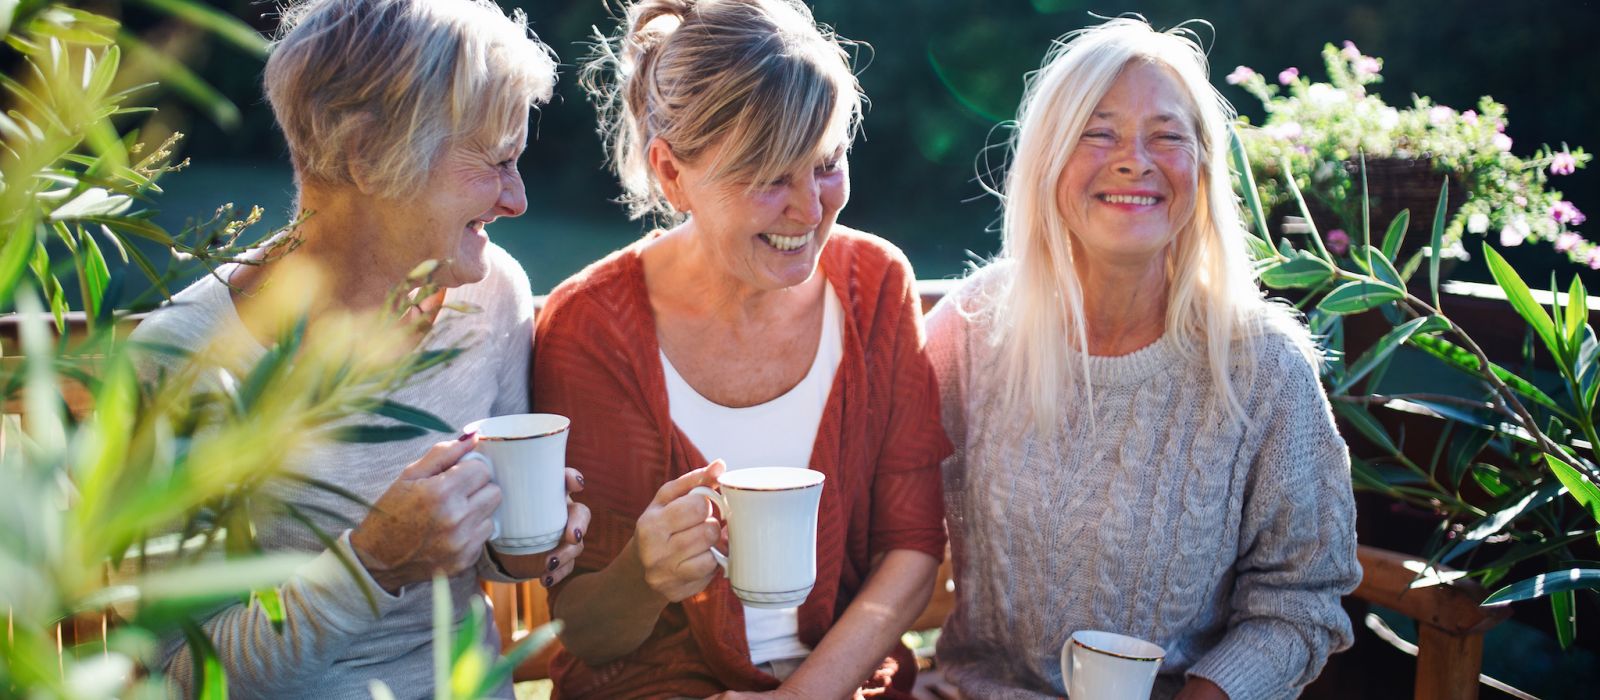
[128,1,586,697]
[925,18,1362,700]
[531,1,949,697]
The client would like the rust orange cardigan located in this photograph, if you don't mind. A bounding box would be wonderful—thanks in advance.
[532,229,950,699]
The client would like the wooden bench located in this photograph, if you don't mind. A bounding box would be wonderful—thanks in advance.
[4,287,1515,697]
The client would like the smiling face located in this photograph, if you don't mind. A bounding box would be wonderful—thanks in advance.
[665,135,851,292]
[1056,61,1199,272]
[388,106,531,288]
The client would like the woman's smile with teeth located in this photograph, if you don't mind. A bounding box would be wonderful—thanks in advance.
[759,231,813,251]
[1098,193,1160,205]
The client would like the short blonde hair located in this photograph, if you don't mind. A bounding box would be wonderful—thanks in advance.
[265,0,557,199]
[582,0,862,220]
[986,17,1311,430]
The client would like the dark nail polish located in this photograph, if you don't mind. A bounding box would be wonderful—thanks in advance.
[457,430,477,442]
[574,528,584,543]
[575,473,586,488]
[548,555,560,572]
[541,575,554,588]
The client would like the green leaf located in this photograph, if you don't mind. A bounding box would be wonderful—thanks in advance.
[1230,125,1271,241]
[472,620,563,700]
[1318,280,1404,315]
[371,399,453,434]
[1546,454,1600,527]
[1471,464,1511,498]
[1381,209,1411,262]
[434,573,451,700]
[116,29,241,129]
[1332,402,1409,465]
[1358,152,1372,262]
[128,0,269,57]
[1482,568,1600,605]
[1484,243,1562,364]
[181,621,229,700]
[0,219,36,310]
[1334,315,1437,394]
[255,587,287,634]
[1280,157,1329,260]
[327,424,428,444]
[81,225,110,318]
[1408,334,1570,420]
[1429,178,1448,308]
[1565,276,1588,352]
[1258,254,1335,289]
[1442,481,1565,565]
[1553,590,1576,650]
[1357,245,1404,290]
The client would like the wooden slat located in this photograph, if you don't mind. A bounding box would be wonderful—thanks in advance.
[1351,545,1510,636]
[1414,625,1485,700]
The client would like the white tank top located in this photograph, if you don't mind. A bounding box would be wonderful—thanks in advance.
[660,281,843,665]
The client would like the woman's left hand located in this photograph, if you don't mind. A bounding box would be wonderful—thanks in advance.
[543,467,591,587]
[490,467,590,585]
[1173,676,1229,700]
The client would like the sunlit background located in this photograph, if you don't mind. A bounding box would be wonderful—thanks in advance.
[114,0,1600,295]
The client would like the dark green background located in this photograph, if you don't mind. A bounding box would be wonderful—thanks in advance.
[120,0,1599,293]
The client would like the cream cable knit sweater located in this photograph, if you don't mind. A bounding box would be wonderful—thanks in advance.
[927,263,1361,700]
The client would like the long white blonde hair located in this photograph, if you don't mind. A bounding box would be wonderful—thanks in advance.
[987,17,1312,431]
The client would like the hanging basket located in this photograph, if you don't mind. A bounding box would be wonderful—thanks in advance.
[1276,157,1469,254]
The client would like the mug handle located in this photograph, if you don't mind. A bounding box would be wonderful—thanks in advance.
[686,485,729,571]
[459,452,501,542]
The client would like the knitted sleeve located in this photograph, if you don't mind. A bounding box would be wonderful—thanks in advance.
[1186,339,1362,700]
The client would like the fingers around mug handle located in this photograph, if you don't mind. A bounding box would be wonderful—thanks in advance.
[459,452,499,541]
[686,485,728,572]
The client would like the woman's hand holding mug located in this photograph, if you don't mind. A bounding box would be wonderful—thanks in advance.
[634,460,727,603]
[351,435,501,594]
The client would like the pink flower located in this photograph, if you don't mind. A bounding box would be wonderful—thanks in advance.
[1278,67,1299,85]
[1551,152,1578,176]
[1556,232,1584,252]
[1341,41,1361,60]
[1325,229,1350,256]
[1429,105,1454,127]
[1514,195,1528,207]
[1354,57,1382,77]
[1226,66,1256,85]
[1492,133,1513,152]
[1553,201,1587,226]
[1462,110,1479,126]
[1587,249,1600,270]
[1264,122,1304,141]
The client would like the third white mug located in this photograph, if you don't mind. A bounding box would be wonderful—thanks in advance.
[1060,629,1165,699]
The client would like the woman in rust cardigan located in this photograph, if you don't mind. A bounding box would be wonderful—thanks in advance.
[530,1,948,698]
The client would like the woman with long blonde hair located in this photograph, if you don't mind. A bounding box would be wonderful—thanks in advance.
[923,17,1360,700]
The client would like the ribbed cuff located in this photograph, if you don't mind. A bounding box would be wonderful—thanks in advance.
[299,530,406,628]
[1184,623,1305,700]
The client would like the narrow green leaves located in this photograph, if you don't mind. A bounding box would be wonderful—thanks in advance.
[1334,315,1441,394]
[1429,178,1448,308]
[1381,209,1411,261]
[1258,253,1336,289]
[1484,243,1561,361]
[1483,568,1600,605]
[1318,280,1403,315]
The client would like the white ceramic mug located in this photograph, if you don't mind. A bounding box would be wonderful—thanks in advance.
[689,467,825,609]
[460,413,570,555]
[1060,630,1165,700]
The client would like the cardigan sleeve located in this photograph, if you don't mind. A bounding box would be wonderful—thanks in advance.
[530,281,667,580]
[1185,341,1362,700]
[864,255,950,561]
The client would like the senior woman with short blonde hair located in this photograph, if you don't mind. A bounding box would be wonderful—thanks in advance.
[129,1,585,697]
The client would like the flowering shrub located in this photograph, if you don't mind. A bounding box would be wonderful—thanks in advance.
[1229,42,1593,266]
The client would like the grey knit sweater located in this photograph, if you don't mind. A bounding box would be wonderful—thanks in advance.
[926,264,1361,700]
[130,244,534,700]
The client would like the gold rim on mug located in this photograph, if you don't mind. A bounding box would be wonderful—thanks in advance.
[470,416,571,441]
[1070,637,1166,663]
[719,470,826,492]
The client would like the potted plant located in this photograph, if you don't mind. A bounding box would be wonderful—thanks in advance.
[1229,41,1592,269]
